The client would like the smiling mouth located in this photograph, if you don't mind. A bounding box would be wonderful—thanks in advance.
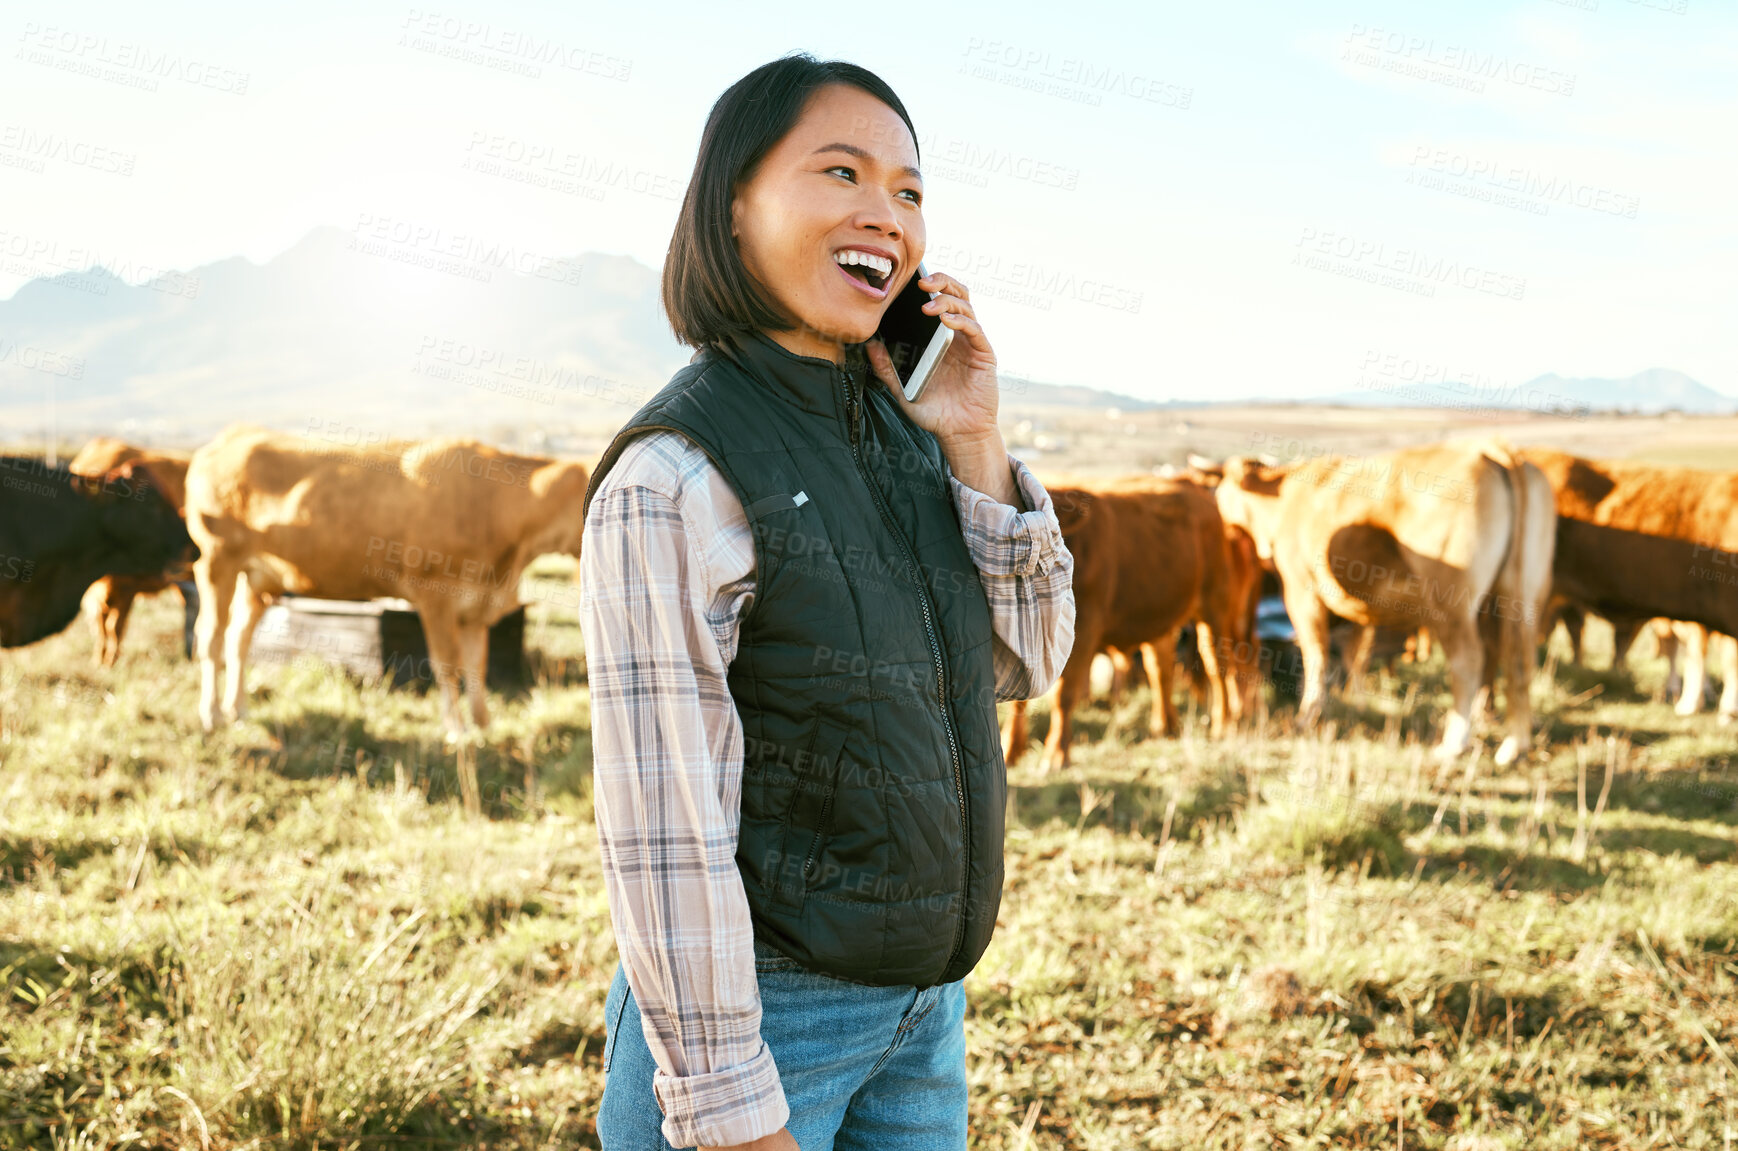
[833,248,892,292]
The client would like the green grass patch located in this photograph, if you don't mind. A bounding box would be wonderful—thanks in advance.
[3,589,1738,1147]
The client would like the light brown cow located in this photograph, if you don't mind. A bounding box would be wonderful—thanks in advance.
[184,425,588,738]
[68,437,195,667]
[1517,449,1738,673]
[1003,477,1239,771]
[1216,443,1555,765]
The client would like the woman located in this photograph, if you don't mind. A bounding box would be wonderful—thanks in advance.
[579,54,1075,1150]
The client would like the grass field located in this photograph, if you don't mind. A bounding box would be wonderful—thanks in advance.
[4,554,1737,1150]
[5,412,1738,1149]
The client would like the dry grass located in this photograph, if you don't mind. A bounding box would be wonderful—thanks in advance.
[4,558,1738,1148]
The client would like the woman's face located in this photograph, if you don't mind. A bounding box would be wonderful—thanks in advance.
[732,83,925,360]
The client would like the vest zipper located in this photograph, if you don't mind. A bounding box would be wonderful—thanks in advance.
[840,363,972,976]
[800,788,836,884]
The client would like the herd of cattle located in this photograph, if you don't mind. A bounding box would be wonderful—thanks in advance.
[1015,441,1737,770]
[1,428,587,740]
[1,426,1733,774]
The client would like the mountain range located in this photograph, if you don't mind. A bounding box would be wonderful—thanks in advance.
[1319,367,1737,416]
[2,227,1730,450]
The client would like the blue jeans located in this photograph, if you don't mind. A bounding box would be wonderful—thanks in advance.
[598,936,968,1149]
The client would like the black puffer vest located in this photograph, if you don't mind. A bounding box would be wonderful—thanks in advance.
[582,331,1006,988]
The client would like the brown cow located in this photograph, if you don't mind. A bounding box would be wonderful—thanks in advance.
[184,425,588,738]
[1517,449,1738,676]
[1216,443,1555,765]
[1100,466,1266,724]
[1,458,195,649]
[68,437,194,667]
[1003,477,1238,771]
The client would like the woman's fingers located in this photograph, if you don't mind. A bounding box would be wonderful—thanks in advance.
[919,271,972,303]
[938,308,993,358]
[865,337,904,394]
[923,290,976,324]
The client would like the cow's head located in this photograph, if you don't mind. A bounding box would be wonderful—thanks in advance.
[1215,456,1289,563]
[96,462,199,577]
[1184,453,1226,486]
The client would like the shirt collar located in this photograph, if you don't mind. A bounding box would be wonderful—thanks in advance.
[712,329,870,419]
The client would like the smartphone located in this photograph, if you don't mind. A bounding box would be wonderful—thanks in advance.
[875,261,954,403]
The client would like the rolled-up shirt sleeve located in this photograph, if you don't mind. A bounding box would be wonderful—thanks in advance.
[578,439,788,1148]
[947,452,1076,701]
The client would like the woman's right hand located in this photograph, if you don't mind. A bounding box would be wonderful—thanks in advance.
[700,1126,799,1151]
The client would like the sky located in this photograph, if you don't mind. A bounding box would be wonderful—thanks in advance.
[3,0,1734,402]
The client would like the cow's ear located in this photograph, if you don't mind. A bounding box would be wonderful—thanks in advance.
[97,461,151,501]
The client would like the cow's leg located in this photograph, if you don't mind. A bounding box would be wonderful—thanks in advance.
[103,591,134,669]
[1433,614,1485,762]
[1105,646,1132,708]
[457,623,491,730]
[1143,635,1180,738]
[1230,633,1261,725]
[419,610,469,741]
[1039,660,1095,773]
[1494,598,1537,769]
[1415,627,1433,664]
[1289,595,1332,731]
[175,582,195,661]
[221,574,267,724]
[1674,622,1709,717]
[1194,621,1229,739]
[1545,599,1584,664]
[82,581,114,668]
[1651,619,1682,702]
[1344,624,1377,702]
[1215,626,1250,726]
[1717,634,1738,724]
[1610,615,1649,673]
[1039,616,1101,771]
[194,556,239,732]
[1002,699,1030,763]
[1220,635,1246,725]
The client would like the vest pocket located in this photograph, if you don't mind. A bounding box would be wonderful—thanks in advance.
[770,717,850,911]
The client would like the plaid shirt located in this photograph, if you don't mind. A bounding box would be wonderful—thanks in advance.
[579,428,1075,1148]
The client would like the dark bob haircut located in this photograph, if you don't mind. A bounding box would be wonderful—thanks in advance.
[662,53,919,350]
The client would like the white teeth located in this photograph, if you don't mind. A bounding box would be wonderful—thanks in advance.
[833,249,892,279]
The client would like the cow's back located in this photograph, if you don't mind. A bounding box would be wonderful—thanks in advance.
[1520,447,1738,633]
[1522,447,1738,544]
[70,437,191,510]
[1054,479,1222,648]
[1283,445,1503,561]
[186,425,585,608]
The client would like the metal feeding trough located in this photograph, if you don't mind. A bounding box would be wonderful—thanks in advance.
[179,583,526,689]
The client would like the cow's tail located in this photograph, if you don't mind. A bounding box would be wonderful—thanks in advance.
[1483,439,1532,683]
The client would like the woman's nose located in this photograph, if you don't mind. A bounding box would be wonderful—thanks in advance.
[852,193,903,238]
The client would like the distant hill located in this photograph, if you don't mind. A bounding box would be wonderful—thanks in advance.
[1320,367,1737,415]
[1519,369,1737,414]
[0,228,1176,449]
[4,229,1729,451]
[0,226,691,446]
[1001,377,1167,411]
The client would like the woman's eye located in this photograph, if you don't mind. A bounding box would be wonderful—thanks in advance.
[899,188,922,205]
[825,165,856,182]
